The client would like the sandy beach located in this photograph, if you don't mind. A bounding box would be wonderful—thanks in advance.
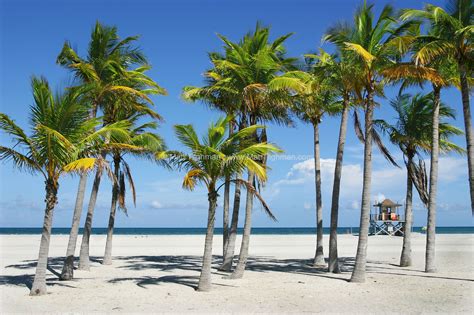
[0,233,472,314]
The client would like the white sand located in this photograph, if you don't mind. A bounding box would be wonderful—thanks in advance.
[0,233,472,314]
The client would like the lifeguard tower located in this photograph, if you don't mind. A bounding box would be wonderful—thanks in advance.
[370,199,405,236]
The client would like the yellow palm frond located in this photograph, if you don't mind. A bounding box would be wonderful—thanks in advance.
[183,169,207,190]
[382,64,446,87]
[344,43,375,64]
[63,157,96,173]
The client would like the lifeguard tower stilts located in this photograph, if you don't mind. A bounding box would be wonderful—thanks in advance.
[370,199,405,236]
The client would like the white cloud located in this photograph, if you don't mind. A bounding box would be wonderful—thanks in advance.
[150,200,163,209]
[438,156,467,182]
[374,193,386,203]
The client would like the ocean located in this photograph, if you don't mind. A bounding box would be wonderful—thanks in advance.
[0,227,472,235]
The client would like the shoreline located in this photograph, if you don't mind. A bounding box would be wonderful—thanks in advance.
[0,226,473,236]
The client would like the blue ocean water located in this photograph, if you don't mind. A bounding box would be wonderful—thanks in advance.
[0,227,472,235]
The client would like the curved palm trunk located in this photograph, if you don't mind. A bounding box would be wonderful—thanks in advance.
[60,108,97,279]
[400,153,414,267]
[313,122,325,266]
[78,168,102,270]
[103,155,120,265]
[60,173,88,280]
[219,181,241,271]
[328,100,349,273]
[222,178,230,256]
[459,63,473,214]
[425,85,441,273]
[197,190,218,292]
[30,179,58,296]
[230,172,254,279]
[350,87,374,283]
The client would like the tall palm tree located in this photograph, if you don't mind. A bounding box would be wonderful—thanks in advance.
[57,21,166,275]
[102,111,166,265]
[271,54,340,267]
[186,24,295,275]
[375,93,463,267]
[314,48,363,273]
[325,2,411,282]
[167,116,281,291]
[183,63,240,258]
[401,0,473,213]
[382,15,459,272]
[0,77,129,295]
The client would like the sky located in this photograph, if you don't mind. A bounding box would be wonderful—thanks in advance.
[0,0,472,228]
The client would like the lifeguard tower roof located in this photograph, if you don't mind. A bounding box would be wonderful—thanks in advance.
[374,199,402,208]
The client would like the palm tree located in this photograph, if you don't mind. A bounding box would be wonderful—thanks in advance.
[271,54,341,267]
[325,2,411,282]
[382,14,460,273]
[186,24,295,275]
[216,25,295,278]
[183,63,240,258]
[401,0,473,213]
[375,93,463,267]
[102,111,166,265]
[167,116,281,291]
[315,49,362,273]
[57,21,166,275]
[0,77,129,295]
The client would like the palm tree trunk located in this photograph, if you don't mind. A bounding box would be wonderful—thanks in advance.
[350,87,375,283]
[222,122,234,256]
[230,172,254,279]
[197,189,218,292]
[222,178,230,256]
[400,153,414,267]
[60,173,88,280]
[459,62,473,214]
[313,121,325,266]
[103,155,120,265]
[61,107,97,278]
[425,85,441,273]
[328,99,349,273]
[78,168,102,270]
[219,181,241,271]
[30,179,58,296]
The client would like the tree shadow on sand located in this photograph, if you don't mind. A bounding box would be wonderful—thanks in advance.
[4,254,471,292]
[2,256,102,290]
[0,274,77,290]
[107,275,238,290]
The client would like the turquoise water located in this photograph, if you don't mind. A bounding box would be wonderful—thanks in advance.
[0,227,472,235]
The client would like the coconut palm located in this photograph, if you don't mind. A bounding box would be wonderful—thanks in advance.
[375,93,463,267]
[270,53,341,267]
[325,2,413,282]
[400,0,473,213]
[102,111,166,265]
[57,21,166,275]
[167,116,281,291]
[186,24,295,275]
[381,17,460,273]
[220,25,295,278]
[312,48,363,273]
[0,77,130,295]
[183,64,240,258]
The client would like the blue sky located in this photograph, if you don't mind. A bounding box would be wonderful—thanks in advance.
[0,0,471,228]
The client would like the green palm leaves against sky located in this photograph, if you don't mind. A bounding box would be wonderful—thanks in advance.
[166,116,282,220]
[0,77,133,186]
